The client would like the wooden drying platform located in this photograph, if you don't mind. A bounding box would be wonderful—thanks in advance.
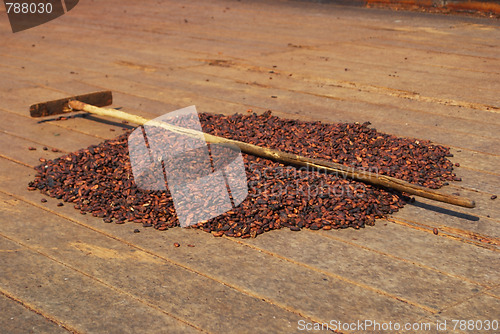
[0,1,498,333]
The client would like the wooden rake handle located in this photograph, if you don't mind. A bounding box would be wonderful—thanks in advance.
[69,100,475,209]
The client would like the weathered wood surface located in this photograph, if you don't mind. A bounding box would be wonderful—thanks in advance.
[0,0,498,333]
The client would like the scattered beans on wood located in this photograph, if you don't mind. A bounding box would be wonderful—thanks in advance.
[28,111,459,238]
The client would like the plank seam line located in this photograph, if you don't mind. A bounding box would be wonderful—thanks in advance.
[431,284,500,316]
[483,283,500,300]
[0,153,32,168]
[73,76,264,113]
[414,286,500,326]
[34,75,264,118]
[192,57,499,113]
[345,38,500,62]
[0,285,78,333]
[484,290,500,300]
[446,144,500,157]
[0,129,70,156]
[458,165,500,177]
[314,230,490,288]
[449,182,500,196]
[389,214,500,236]
[0,232,208,334]
[226,236,439,314]
[386,217,500,251]
[0,189,329,326]
[258,41,500,76]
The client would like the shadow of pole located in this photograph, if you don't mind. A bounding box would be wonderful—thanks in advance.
[408,200,480,221]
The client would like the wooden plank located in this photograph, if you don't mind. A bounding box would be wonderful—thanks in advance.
[0,131,66,167]
[0,237,201,333]
[0,109,102,153]
[391,205,500,246]
[0,292,69,334]
[237,228,483,310]
[420,292,500,332]
[451,149,500,176]
[450,164,500,194]
[246,49,499,108]
[317,224,499,287]
[301,41,500,76]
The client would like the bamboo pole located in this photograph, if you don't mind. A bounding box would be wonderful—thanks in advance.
[68,100,475,209]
